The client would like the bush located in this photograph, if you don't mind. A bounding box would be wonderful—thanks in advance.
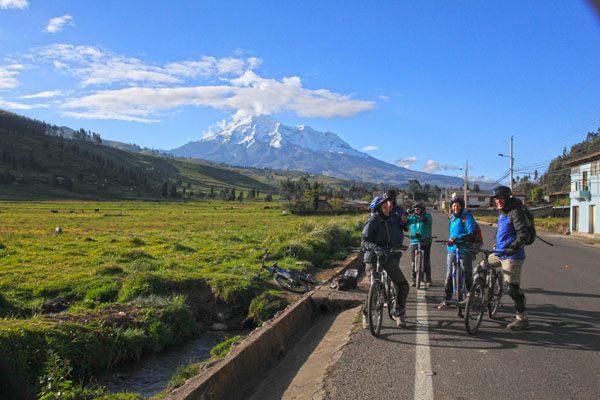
[210,335,242,359]
[85,282,121,303]
[248,291,288,325]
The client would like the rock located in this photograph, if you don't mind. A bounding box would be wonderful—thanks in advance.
[211,322,228,331]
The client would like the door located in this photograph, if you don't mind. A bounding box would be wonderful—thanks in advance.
[590,205,596,234]
[572,206,579,232]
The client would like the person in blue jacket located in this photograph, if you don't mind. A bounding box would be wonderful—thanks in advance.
[488,185,531,330]
[438,197,477,310]
[407,201,433,287]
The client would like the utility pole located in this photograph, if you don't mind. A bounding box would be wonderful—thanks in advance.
[510,136,514,192]
[463,160,468,206]
[499,136,514,191]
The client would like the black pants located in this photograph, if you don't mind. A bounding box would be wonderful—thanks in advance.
[410,242,432,281]
[364,253,409,314]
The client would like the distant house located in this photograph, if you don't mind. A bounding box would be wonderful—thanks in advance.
[543,191,569,204]
[565,152,600,237]
[466,192,493,209]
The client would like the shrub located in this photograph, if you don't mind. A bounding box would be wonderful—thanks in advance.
[210,335,242,359]
[248,291,288,325]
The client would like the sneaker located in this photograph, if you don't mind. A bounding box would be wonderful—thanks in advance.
[458,292,470,306]
[362,314,368,329]
[507,312,529,331]
[437,301,451,310]
[395,313,406,328]
[410,279,416,287]
[425,281,432,288]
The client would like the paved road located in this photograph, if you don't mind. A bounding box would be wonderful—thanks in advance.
[323,210,600,400]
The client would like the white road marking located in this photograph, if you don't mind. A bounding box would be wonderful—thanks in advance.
[415,289,434,400]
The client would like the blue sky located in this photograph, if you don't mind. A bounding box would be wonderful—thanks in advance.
[1,1,600,185]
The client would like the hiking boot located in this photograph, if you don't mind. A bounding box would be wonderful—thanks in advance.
[437,301,451,310]
[362,314,368,329]
[410,279,416,287]
[507,312,529,331]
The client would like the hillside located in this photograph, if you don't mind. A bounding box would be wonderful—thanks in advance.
[0,110,369,201]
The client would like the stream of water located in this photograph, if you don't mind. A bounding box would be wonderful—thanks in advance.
[95,331,227,397]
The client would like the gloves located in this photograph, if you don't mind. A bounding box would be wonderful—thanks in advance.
[503,247,517,256]
[407,209,414,215]
[414,232,421,239]
[374,247,384,257]
[447,237,457,246]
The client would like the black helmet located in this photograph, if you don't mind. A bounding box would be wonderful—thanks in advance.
[450,197,465,209]
[491,185,511,199]
[382,189,397,205]
[414,201,426,211]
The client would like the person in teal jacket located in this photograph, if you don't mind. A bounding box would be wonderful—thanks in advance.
[407,202,433,287]
[438,197,477,310]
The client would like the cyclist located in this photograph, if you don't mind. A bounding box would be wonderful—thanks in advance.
[488,185,531,330]
[407,201,433,287]
[361,195,410,328]
[384,189,409,247]
[438,197,477,310]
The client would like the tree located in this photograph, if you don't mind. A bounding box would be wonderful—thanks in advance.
[472,183,480,192]
[161,182,168,197]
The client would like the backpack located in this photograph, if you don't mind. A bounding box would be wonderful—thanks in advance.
[330,269,358,291]
[459,213,483,251]
[522,208,537,245]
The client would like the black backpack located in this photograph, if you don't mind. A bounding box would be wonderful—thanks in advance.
[522,208,536,245]
[330,269,358,291]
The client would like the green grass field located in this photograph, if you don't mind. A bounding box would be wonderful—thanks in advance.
[0,200,364,398]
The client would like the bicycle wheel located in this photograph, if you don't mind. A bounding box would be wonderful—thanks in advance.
[387,279,398,320]
[488,270,504,318]
[465,279,485,335]
[367,282,384,337]
[274,273,309,294]
[416,251,423,290]
[456,266,464,317]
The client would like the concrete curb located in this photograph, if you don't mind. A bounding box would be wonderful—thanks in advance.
[168,254,365,400]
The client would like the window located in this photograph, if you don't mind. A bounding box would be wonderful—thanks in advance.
[591,161,599,176]
[583,171,588,191]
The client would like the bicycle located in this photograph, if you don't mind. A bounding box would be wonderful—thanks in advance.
[410,235,436,290]
[365,246,406,337]
[464,247,506,335]
[436,239,470,317]
[256,249,317,294]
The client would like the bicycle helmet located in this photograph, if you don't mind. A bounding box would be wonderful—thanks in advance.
[491,185,511,199]
[414,201,426,211]
[450,197,465,210]
[369,196,386,210]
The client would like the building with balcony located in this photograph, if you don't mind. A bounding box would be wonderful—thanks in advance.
[565,152,600,237]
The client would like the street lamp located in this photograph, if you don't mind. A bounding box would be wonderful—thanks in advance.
[498,136,514,191]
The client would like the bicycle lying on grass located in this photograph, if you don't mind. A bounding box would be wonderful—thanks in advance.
[464,246,506,335]
[256,249,317,294]
[365,246,407,337]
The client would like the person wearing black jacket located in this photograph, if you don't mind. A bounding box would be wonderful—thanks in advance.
[488,185,531,330]
[361,195,410,328]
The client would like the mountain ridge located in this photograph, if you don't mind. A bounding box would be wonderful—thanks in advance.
[169,115,465,187]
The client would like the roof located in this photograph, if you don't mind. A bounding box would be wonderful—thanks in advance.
[564,151,600,167]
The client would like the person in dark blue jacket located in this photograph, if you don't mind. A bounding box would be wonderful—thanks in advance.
[361,195,409,328]
[487,185,531,330]
[438,197,477,310]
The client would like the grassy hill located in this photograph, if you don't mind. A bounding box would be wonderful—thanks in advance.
[0,109,365,201]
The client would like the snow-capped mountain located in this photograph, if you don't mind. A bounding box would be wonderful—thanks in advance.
[201,115,367,157]
[169,115,464,187]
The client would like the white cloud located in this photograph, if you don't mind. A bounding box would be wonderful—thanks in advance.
[0,97,37,109]
[362,145,378,151]
[16,44,374,122]
[19,90,63,99]
[43,15,74,33]
[0,0,28,9]
[423,159,440,172]
[0,67,19,89]
[394,156,418,169]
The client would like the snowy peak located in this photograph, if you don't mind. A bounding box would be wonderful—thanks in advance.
[203,115,366,157]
